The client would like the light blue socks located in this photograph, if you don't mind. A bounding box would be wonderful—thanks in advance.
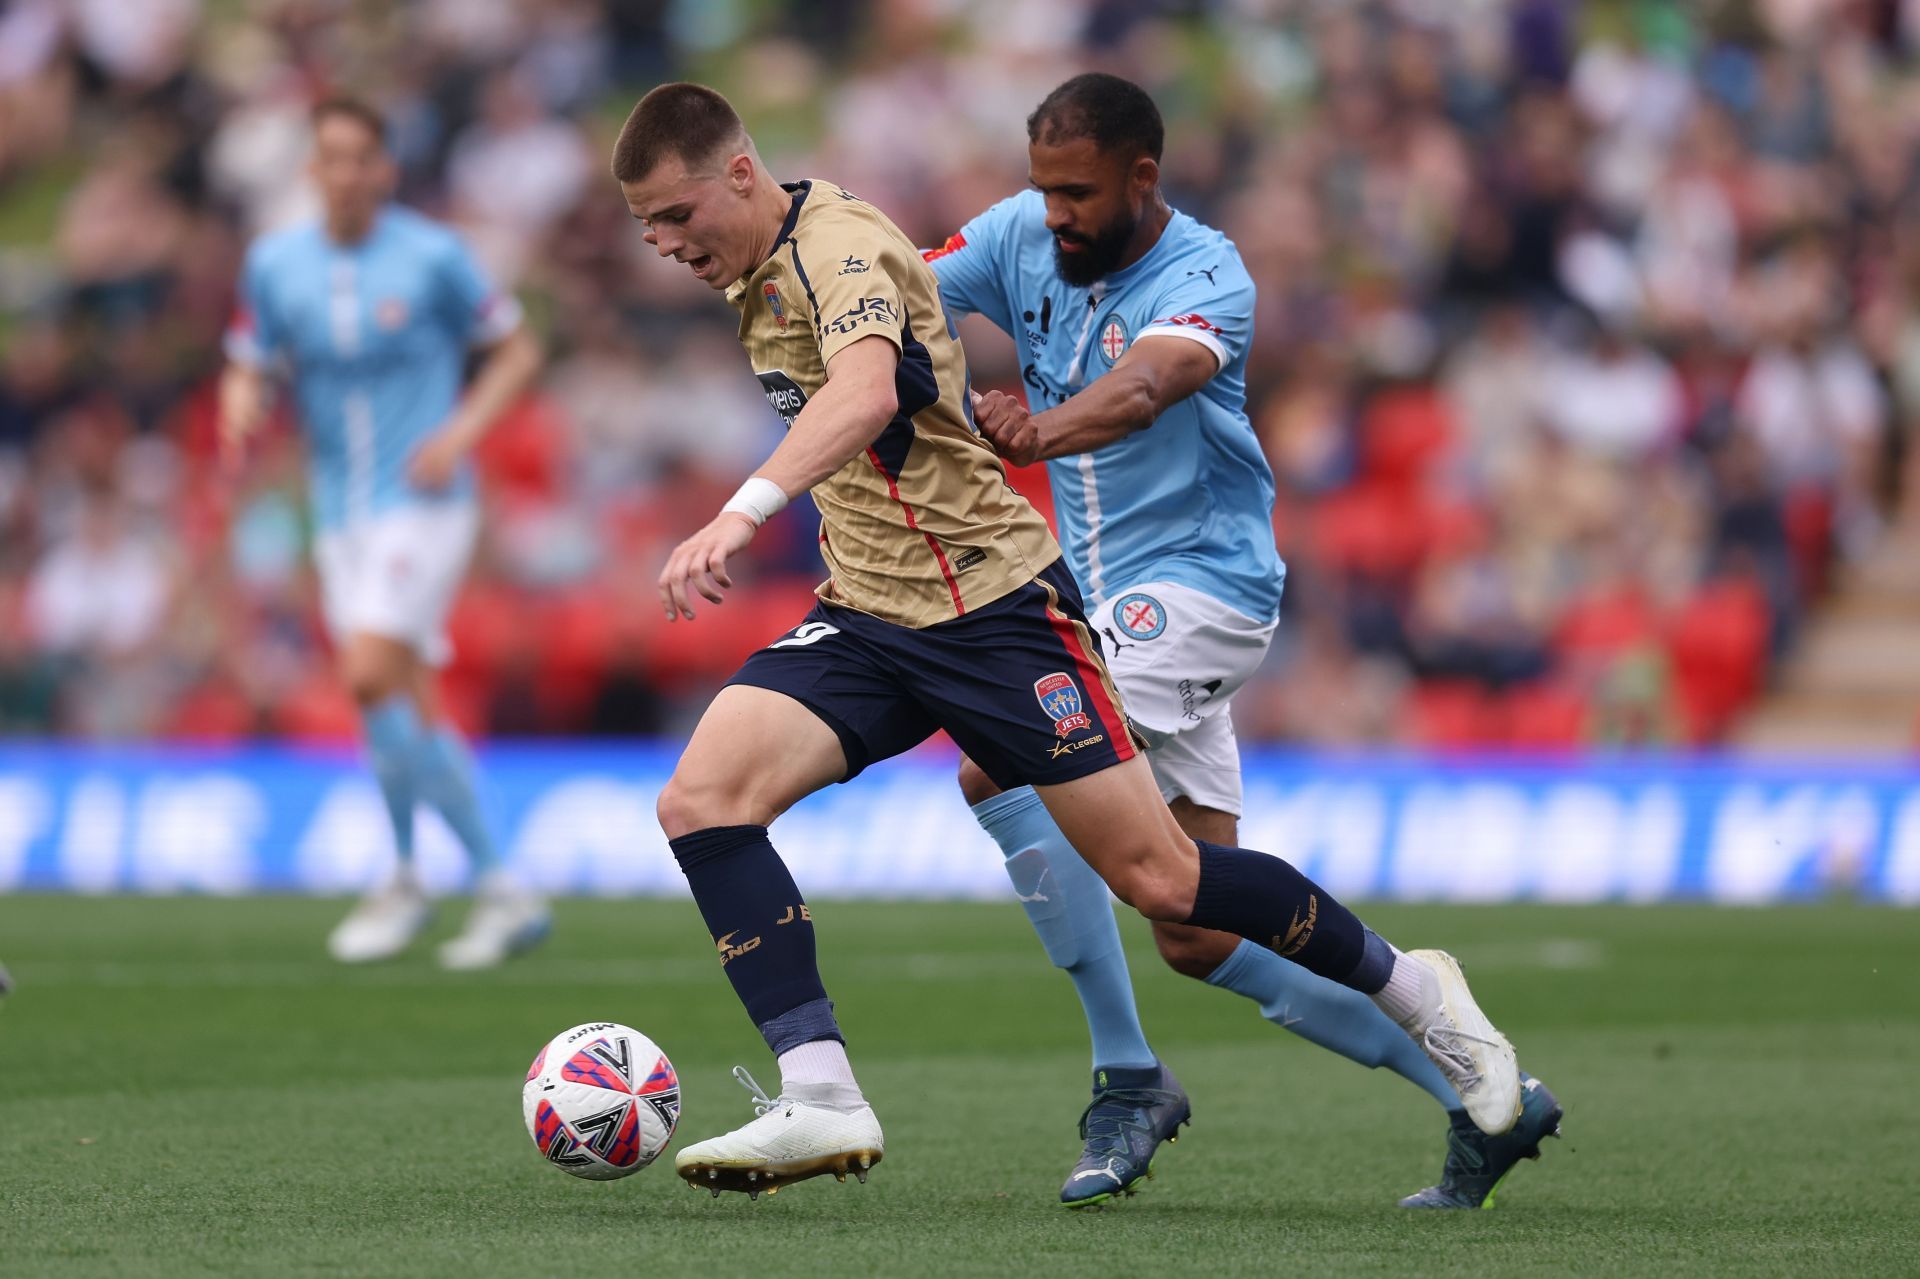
[1206,939,1464,1113]
[973,780,1465,1116]
[973,786,1156,1071]
[362,695,421,862]
[361,695,499,871]
[412,727,501,870]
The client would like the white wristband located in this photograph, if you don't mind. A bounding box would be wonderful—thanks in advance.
[721,476,789,527]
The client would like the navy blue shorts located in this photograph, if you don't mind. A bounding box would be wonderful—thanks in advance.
[727,559,1141,789]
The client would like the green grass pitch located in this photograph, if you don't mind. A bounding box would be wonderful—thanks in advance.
[2,896,1917,1277]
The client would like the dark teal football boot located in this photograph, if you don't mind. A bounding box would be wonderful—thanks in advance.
[1400,1074,1563,1209]
[1060,1062,1191,1209]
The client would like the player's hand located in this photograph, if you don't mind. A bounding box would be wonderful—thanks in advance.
[659,512,758,620]
[408,428,468,491]
[972,389,1042,466]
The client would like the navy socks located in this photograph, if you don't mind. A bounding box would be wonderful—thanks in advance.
[1186,840,1384,989]
[668,824,843,1054]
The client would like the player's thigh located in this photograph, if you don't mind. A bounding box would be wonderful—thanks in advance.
[1032,754,1198,921]
[660,606,939,836]
[657,685,849,837]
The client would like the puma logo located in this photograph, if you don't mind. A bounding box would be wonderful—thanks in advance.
[1275,894,1318,957]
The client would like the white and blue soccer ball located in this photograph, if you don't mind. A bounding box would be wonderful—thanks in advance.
[522,1022,680,1180]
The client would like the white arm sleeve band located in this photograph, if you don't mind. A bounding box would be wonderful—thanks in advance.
[721,476,790,527]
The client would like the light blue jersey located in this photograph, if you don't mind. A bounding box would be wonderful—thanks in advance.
[927,190,1283,623]
[225,207,520,530]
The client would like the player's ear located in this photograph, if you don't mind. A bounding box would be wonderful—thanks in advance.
[727,151,755,195]
[1132,155,1159,200]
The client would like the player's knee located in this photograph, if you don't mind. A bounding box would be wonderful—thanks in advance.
[955,757,1002,807]
[656,763,774,839]
[1102,858,1189,924]
[344,665,403,707]
[655,772,724,840]
[341,643,410,707]
[1152,921,1238,980]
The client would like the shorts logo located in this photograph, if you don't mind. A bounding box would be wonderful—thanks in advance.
[1098,316,1127,363]
[770,621,840,649]
[1113,592,1166,641]
[1048,733,1105,760]
[1034,672,1092,738]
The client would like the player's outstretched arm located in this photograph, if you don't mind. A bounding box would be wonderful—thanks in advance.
[975,336,1218,465]
[657,334,898,621]
[409,325,545,490]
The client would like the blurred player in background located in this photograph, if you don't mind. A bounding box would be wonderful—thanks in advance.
[930,75,1564,1209]
[614,82,1525,1201]
[219,97,548,970]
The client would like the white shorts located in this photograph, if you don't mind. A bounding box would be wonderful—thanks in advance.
[313,503,479,668]
[1093,581,1278,817]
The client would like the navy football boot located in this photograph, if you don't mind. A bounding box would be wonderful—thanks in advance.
[1399,1073,1564,1209]
[1059,1062,1191,1209]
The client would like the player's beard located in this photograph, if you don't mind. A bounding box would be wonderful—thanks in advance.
[1052,209,1137,286]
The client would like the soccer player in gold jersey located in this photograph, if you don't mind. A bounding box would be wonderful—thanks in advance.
[608,83,1524,1200]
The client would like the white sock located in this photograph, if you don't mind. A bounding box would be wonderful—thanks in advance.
[778,1039,859,1091]
[1369,947,1440,1029]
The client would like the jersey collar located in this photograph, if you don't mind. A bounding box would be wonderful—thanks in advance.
[727,181,812,303]
[771,180,812,253]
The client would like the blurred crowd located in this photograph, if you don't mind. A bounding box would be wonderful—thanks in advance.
[3,0,1919,748]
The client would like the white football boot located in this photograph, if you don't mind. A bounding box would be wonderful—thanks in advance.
[1395,949,1523,1136]
[326,867,432,963]
[437,870,551,971]
[675,1067,884,1199]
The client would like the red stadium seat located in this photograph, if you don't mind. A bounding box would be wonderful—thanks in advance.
[1314,483,1433,578]
[1404,680,1498,748]
[163,677,255,742]
[474,393,567,499]
[1359,386,1455,488]
[1666,578,1769,744]
[271,673,360,744]
[1554,586,1659,663]
[1502,682,1589,749]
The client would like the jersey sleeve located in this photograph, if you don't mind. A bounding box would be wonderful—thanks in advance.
[435,232,523,347]
[1136,255,1255,373]
[804,217,916,367]
[223,243,284,370]
[921,198,1019,336]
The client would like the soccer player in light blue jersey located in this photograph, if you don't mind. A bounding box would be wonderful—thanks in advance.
[220,97,549,970]
[929,75,1562,1209]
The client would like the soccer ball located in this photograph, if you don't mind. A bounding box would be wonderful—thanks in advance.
[522,1022,680,1180]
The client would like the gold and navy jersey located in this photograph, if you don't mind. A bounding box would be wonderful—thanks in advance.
[726,180,1060,629]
